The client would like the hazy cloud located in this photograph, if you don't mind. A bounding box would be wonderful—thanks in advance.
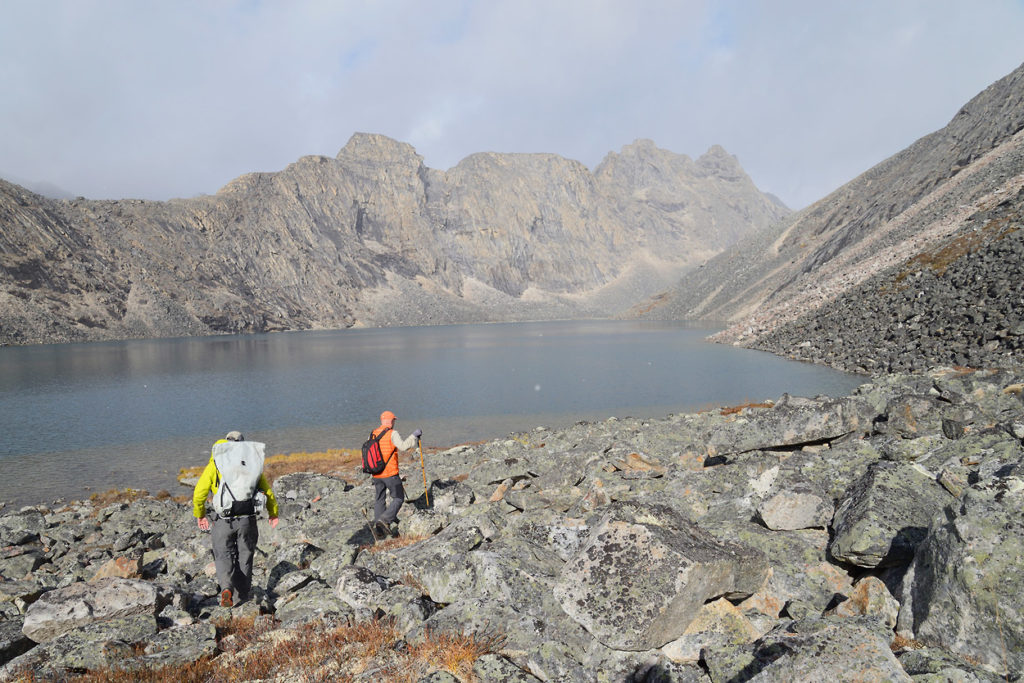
[1,0,1023,208]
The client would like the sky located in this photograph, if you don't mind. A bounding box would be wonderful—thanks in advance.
[1,1,1023,210]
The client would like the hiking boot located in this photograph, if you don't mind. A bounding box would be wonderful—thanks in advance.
[374,522,389,540]
[220,589,233,607]
[388,522,400,538]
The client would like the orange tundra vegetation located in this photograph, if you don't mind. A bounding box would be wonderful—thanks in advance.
[30,613,505,683]
[177,447,364,488]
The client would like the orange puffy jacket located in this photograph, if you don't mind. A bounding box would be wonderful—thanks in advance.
[372,425,400,479]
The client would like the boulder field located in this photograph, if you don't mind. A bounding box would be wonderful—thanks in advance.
[1,366,1022,681]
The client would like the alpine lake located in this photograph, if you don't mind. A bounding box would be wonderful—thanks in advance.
[0,320,865,507]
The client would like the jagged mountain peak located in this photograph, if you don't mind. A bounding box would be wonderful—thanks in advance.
[595,140,695,189]
[449,149,592,178]
[695,144,745,180]
[598,138,693,167]
[594,140,753,189]
[337,132,423,164]
[618,138,687,158]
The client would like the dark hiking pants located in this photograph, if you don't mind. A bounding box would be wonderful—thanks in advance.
[211,514,258,600]
[373,475,405,525]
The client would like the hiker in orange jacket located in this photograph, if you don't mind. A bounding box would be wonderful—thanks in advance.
[371,410,421,538]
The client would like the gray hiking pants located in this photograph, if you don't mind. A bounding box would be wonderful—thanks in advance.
[211,514,258,599]
[373,475,405,525]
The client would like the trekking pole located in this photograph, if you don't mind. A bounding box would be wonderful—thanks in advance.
[360,507,380,543]
[418,438,430,507]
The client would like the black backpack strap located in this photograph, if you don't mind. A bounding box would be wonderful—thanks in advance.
[376,427,396,467]
[218,480,236,513]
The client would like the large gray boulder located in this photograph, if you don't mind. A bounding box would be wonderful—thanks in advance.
[0,580,46,612]
[21,578,166,643]
[896,646,1006,682]
[4,614,158,680]
[357,517,487,604]
[0,510,46,545]
[0,547,45,580]
[906,480,1024,677]
[500,508,592,563]
[703,617,911,682]
[334,565,389,612]
[756,482,833,531]
[409,597,593,682]
[699,517,851,616]
[271,472,365,552]
[0,621,32,666]
[274,580,353,626]
[660,597,765,663]
[829,461,953,568]
[882,393,950,438]
[700,395,877,457]
[553,502,768,650]
[824,576,899,628]
[776,438,883,502]
[135,621,218,669]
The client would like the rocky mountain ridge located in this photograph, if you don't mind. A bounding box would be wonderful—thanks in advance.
[0,136,787,346]
[638,60,1024,375]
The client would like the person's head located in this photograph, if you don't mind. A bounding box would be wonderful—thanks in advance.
[380,411,396,427]
[225,430,244,442]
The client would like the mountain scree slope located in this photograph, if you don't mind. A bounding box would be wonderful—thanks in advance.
[638,60,1024,376]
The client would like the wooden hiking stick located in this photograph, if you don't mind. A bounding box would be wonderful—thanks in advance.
[360,507,380,543]
[418,438,430,507]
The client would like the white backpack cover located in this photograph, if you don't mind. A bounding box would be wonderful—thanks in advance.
[211,441,266,517]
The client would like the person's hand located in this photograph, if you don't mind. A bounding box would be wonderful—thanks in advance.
[413,429,422,439]
[269,517,279,529]
[197,517,210,532]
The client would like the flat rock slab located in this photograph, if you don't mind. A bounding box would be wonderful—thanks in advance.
[554,502,768,651]
[703,396,876,456]
[21,578,164,643]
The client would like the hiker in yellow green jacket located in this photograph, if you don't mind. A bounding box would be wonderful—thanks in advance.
[192,431,279,608]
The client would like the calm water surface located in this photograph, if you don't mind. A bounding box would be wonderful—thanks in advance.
[0,320,865,506]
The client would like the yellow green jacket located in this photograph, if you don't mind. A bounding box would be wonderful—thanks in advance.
[192,439,279,519]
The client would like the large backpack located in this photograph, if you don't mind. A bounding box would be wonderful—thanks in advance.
[211,440,266,517]
[361,427,393,475]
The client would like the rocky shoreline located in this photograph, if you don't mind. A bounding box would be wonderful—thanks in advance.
[1,366,1022,680]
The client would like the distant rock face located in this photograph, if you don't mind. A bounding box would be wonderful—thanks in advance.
[0,135,787,345]
[640,60,1024,375]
